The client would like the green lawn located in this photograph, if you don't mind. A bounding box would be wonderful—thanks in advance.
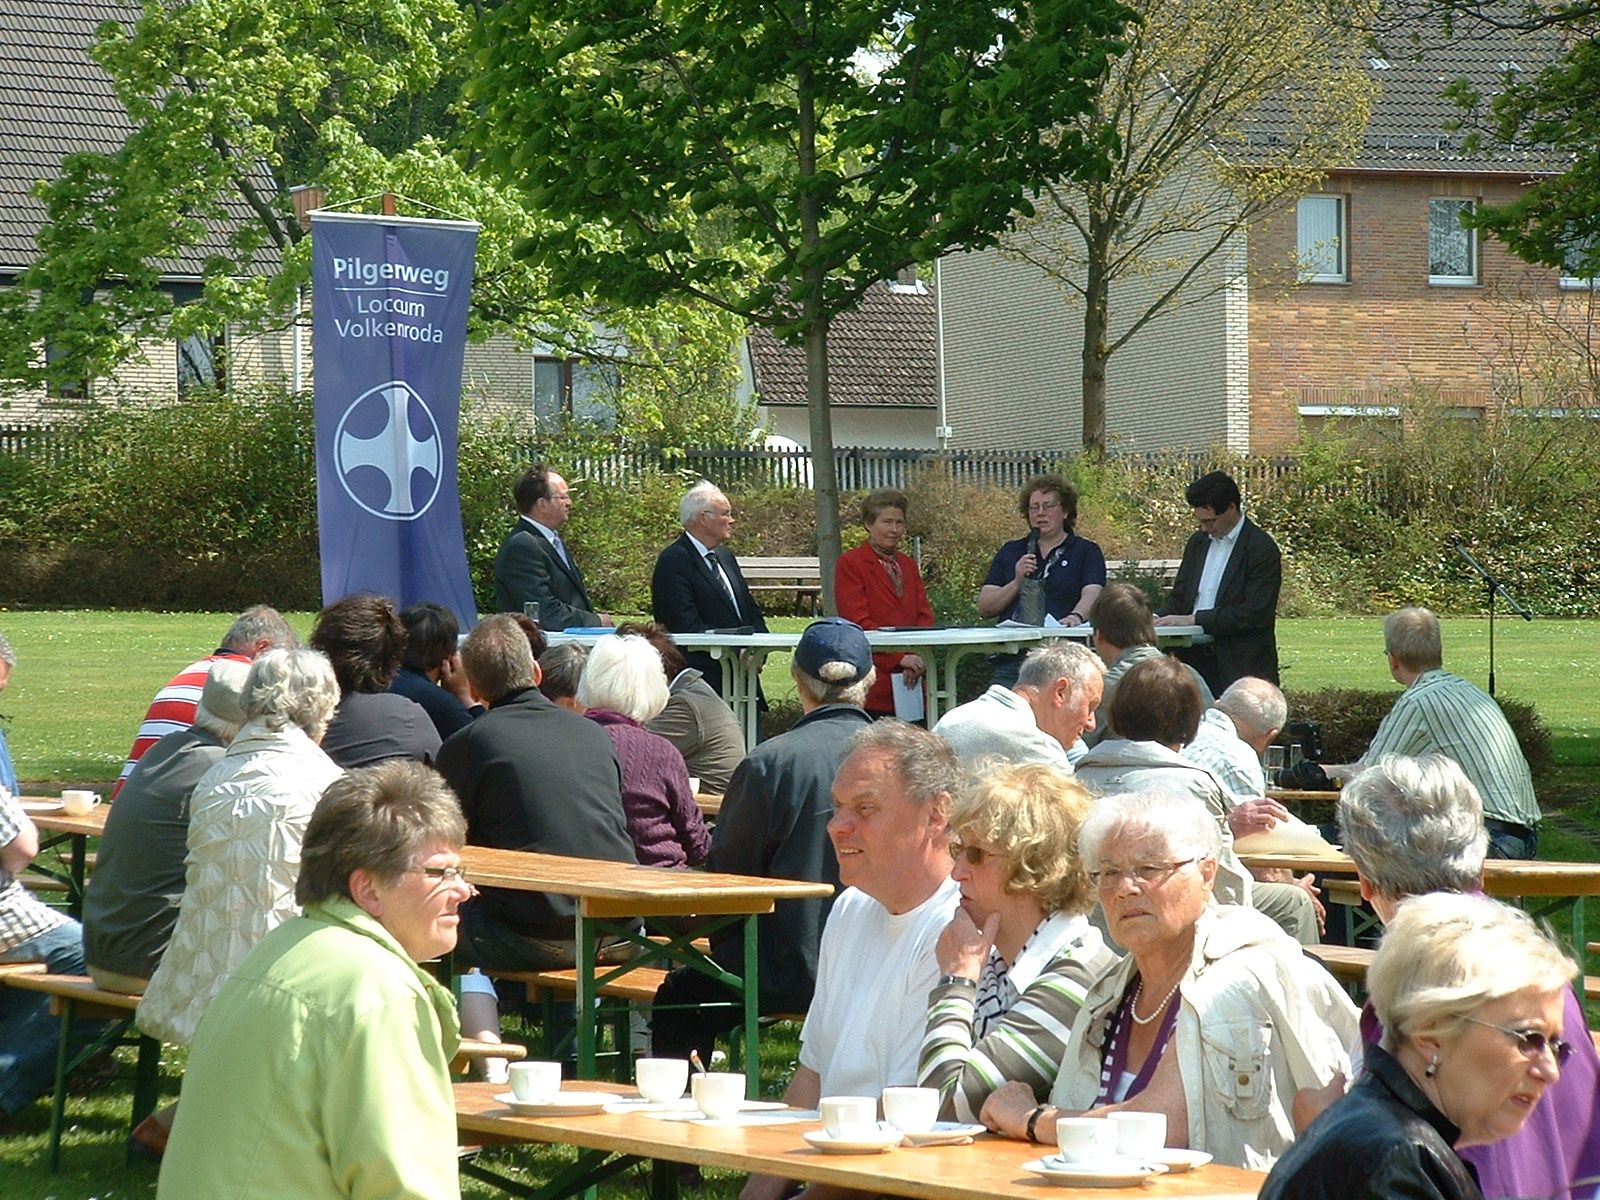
[1,610,1596,1197]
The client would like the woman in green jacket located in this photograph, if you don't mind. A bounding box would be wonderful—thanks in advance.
[158,759,472,1200]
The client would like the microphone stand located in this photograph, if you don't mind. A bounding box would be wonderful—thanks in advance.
[1449,535,1532,697]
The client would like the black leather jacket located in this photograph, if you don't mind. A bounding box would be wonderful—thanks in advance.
[1259,1044,1484,1200]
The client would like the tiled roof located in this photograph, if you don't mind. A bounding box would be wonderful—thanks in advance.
[749,278,937,408]
[1244,7,1571,175]
[0,0,274,276]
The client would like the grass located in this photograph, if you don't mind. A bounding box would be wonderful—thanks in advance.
[1,609,1597,1196]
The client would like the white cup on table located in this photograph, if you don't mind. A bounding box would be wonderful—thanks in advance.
[819,1095,879,1139]
[635,1057,689,1103]
[60,790,101,817]
[1055,1116,1116,1164]
[508,1060,563,1103]
[881,1086,939,1133]
[691,1071,745,1120]
[1106,1110,1167,1157]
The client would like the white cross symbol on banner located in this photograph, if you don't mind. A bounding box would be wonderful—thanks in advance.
[334,380,443,521]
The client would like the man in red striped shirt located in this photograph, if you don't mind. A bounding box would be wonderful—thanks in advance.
[110,605,298,798]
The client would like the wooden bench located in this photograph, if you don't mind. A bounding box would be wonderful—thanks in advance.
[737,555,821,614]
[1105,558,1182,591]
[1307,945,1600,1009]
[0,971,161,1171]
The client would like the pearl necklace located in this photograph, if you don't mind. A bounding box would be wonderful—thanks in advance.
[1130,975,1182,1026]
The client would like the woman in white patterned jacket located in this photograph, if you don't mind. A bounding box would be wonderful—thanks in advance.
[918,762,1116,1122]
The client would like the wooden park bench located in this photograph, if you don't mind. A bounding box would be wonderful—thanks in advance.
[737,555,821,614]
[1105,558,1183,592]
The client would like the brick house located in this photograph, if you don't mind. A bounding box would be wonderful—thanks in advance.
[938,21,1592,453]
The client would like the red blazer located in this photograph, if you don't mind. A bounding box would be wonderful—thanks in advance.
[833,541,935,715]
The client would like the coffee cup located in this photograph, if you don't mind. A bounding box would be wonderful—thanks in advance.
[508,1060,563,1103]
[819,1095,879,1140]
[691,1071,745,1120]
[60,790,101,817]
[1055,1116,1116,1164]
[635,1057,690,1103]
[1107,1110,1167,1157]
[881,1086,939,1133]
[688,777,701,794]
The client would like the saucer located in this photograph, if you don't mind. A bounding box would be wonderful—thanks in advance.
[1149,1148,1211,1172]
[803,1127,905,1154]
[1024,1158,1169,1187]
[898,1121,985,1146]
[494,1090,620,1116]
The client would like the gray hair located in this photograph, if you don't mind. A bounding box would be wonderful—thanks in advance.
[1017,640,1104,695]
[538,643,589,702]
[1077,788,1223,872]
[1338,753,1487,899]
[221,605,299,655]
[791,661,875,709]
[244,647,340,741]
[679,479,727,526]
[296,760,466,907]
[1370,892,1575,1053]
[0,631,14,668]
[578,634,671,723]
[844,720,960,809]
[462,614,536,703]
[1215,677,1287,740]
[1384,606,1444,672]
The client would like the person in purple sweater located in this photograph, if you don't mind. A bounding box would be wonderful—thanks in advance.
[1295,753,1600,1200]
[578,635,710,869]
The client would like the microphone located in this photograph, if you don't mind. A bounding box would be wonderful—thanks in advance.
[1024,531,1040,576]
[1449,533,1464,547]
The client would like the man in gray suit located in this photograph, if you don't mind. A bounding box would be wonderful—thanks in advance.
[492,464,610,630]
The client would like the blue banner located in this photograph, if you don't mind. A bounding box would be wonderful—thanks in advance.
[311,211,480,626]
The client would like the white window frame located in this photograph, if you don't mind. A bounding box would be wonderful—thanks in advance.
[1559,236,1597,290]
[1296,195,1347,283]
[1428,198,1479,286]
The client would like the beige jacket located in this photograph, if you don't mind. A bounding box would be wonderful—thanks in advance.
[1051,905,1360,1170]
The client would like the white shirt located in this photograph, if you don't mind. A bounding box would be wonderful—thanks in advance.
[933,686,1072,771]
[521,515,568,564]
[800,877,960,1096]
[1194,514,1245,613]
[1182,708,1267,806]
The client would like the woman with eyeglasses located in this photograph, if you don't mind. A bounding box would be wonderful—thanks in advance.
[917,763,1116,1121]
[979,788,1360,1168]
[1259,892,1575,1200]
[158,761,474,1200]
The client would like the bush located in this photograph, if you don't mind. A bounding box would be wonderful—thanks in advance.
[1285,687,1554,779]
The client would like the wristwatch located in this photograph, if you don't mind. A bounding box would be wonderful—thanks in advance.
[938,973,976,988]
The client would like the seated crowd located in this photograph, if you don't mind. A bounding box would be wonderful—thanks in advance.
[0,504,1586,1200]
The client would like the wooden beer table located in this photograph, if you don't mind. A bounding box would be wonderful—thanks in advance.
[24,799,110,919]
[454,1081,1267,1200]
[459,846,832,1095]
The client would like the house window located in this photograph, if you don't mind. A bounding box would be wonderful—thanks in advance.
[1296,196,1346,283]
[177,331,227,396]
[533,356,620,429]
[1428,198,1478,284]
[1560,236,1597,290]
[44,339,89,401]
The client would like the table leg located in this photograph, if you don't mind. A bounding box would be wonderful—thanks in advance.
[68,833,86,921]
[650,1155,682,1200]
[460,1146,635,1200]
[741,649,772,746]
[742,913,760,1099]
[575,913,598,1081]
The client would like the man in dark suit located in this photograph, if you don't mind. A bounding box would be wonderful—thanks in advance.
[1155,470,1281,692]
[436,614,637,970]
[491,464,608,630]
[650,480,769,695]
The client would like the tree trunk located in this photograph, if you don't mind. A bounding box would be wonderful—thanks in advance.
[1081,255,1110,457]
[805,315,842,612]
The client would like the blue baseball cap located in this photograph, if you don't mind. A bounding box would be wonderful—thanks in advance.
[794,617,873,684]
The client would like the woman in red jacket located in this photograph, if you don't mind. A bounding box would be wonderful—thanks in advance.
[833,488,935,718]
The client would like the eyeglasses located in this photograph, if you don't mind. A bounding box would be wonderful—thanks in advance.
[948,841,998,867]
[1460,1016,1573,1066]
[1087,859,1197,890]
[407,865,469,885]
[1027,500,1062,514]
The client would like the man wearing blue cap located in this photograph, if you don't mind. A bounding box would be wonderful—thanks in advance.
[651,618,874,1062]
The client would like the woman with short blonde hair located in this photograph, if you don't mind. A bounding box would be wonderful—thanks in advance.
[918,763,1115,1121]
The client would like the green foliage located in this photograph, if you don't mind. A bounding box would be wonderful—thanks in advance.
[1285,687,1554,779]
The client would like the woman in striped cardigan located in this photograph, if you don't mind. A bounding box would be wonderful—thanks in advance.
[918,763,1116,1122]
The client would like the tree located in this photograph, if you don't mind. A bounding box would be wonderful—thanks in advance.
[465,0,1133,608]
[998,0,1375,454]
[0,0,744,437]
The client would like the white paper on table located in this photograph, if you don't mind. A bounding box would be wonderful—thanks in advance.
[1233,814,1341,856]
[892,672,925,722]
